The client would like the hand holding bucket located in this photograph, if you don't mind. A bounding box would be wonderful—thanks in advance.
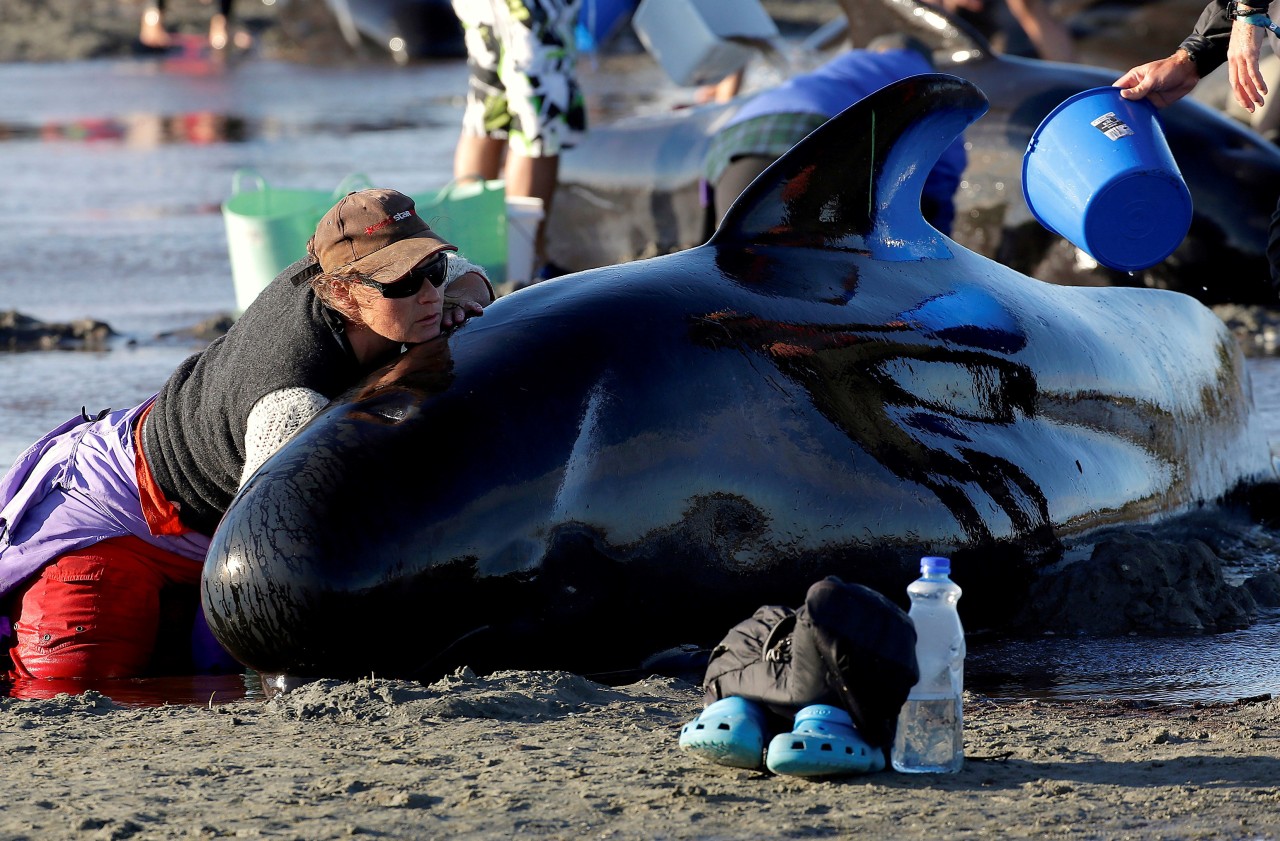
[1022,87,1192,272]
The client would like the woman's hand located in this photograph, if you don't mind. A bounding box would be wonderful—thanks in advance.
[441,270,492,329]
[1228,17,1269,112]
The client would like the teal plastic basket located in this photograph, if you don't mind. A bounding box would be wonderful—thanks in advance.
[222,171,506,314]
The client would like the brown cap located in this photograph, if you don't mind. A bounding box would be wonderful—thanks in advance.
[308,188,455,282]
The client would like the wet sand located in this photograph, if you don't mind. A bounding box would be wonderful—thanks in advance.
[3,672,1280,839]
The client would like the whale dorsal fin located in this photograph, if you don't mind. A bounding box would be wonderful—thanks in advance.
[711,74,989,261]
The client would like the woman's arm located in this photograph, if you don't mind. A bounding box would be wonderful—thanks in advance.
[240,387,331,485]
[441,253,495,330]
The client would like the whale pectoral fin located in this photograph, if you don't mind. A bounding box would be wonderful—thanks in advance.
[711,74,989,261]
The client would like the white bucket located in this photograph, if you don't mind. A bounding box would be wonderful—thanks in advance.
[632,0,779,87]
[505,196,545,284]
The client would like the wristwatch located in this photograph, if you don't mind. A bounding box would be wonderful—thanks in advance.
[1229,0,1270,19]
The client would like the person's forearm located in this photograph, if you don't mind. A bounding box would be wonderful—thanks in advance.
[1180,0,1233,76]
[444,253,495,302]
[445,271,494,305]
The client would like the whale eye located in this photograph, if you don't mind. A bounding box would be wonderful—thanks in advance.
[354,390,420,425]
[372,403,412,422]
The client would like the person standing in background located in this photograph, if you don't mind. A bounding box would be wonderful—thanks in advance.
[139,0,247,50]
[451,0,588,287]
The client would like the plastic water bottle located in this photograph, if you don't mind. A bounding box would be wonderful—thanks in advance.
[891,555,965,773]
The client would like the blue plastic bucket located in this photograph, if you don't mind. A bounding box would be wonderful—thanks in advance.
[576,0,639,50]
[1022,87,1192,272]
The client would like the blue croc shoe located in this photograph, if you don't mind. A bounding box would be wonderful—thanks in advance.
[765,704,884,777]
[678,696,767,769]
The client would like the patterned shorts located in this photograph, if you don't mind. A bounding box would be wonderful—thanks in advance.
[703,112,832,186]
[452,0,587,158]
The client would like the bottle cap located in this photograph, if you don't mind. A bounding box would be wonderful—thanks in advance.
[921,556,951,575]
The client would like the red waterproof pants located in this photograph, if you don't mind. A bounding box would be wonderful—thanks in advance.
[7,534,203,680]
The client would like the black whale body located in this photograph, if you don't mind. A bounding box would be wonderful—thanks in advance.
[546,0,1280,305]
[320,0,464,61]
[203,76,1272,683]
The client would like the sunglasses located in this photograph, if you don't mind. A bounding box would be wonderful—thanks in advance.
[354,253,448,299]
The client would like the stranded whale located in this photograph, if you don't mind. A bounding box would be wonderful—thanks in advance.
[202,75,1273,683]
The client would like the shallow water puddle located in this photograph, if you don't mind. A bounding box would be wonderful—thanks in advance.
[1,672,263,708]
[4,612,1279,707]
[967,608,1280,703]
[0,113,249,145]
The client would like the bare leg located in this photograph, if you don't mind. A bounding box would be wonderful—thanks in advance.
[504,151,560,267]
[139,0,171,47]
[209,14,229,49]
[713,155,775,227]
[697,68,746,104]
[210,0,251,50]
[1004,0,1075,62]
[454,133,506,182]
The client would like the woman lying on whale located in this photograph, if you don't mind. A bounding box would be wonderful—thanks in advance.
[0,188,494,681]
